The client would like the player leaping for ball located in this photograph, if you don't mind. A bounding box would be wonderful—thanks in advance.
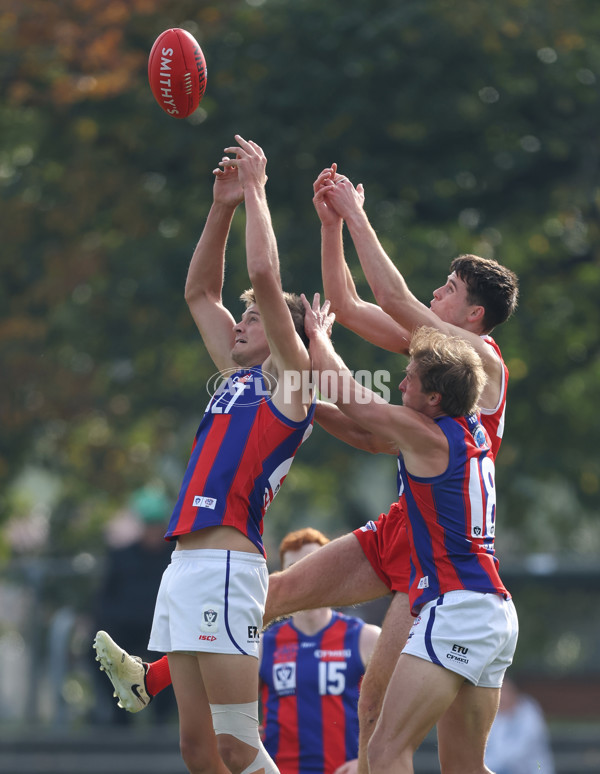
[263,166,520,773]
[303,300,518,774]
[96,136,314,774]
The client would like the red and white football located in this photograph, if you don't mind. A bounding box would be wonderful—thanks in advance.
[148,28,207,118]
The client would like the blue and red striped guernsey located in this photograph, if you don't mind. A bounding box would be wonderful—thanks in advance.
[165,366,315,557]
[399,414,510,615]
[260,612,364,774]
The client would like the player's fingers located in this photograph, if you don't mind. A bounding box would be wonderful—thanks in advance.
[314,174,333,194]
[235,135,264,158]
[313,181,333,199]
[217,155,236,170]
[223,144,246,158]
[312,292,321,311]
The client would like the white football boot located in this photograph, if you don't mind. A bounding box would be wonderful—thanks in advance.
[93,630,151,713]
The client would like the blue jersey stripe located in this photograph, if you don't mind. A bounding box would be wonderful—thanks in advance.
[343,619,361,762]
[297,627,324,772]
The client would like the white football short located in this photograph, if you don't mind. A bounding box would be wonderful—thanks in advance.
[148,548,268,658]
[402,590,518,687]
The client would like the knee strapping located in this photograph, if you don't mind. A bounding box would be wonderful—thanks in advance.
[209,702,278,773]
[210,701,260,746]
[239,744,279,774]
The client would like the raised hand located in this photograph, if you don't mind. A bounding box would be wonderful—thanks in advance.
[313,164,342,227]
[324,175,366,220]
[212,157,244,208]
[220,134,267,191]
[301,292,335,341]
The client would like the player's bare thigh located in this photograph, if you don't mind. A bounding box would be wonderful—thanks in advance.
[437,681,500,773]
[357,592,413,772]
[170,652,261,772]
[168,653,219,750]
[362,592,412,694]
[265,533,389,624]
[368,654,464,772]
[169,652,259,719]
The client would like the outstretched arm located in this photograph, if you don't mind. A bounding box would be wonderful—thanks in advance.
[184,160,244,371]
[315,401,396,455]
[324,179,431,333]
[222,136,311,418]
[303,294,447,474]
[314,167,411,355]
[323,178,504,408]
[302,293,400,448]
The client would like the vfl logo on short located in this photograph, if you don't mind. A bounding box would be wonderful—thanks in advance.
[200,608,219,633]
[193,495,217,510]
[273,662,296,693]
[417,576,429,590]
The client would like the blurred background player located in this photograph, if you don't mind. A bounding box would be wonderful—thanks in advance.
[260,528,380,774]
[96,527,380,774]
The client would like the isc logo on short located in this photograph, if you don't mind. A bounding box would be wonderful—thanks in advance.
[193,495,217,509]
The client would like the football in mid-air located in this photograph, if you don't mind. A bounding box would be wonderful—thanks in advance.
[148,28,207,118]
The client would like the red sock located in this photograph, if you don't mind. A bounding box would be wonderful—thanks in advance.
[145,655,172,696]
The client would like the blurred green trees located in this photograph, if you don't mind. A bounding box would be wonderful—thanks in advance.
[1,0,599,560]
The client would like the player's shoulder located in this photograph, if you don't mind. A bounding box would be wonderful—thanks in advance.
[481,334,504,360]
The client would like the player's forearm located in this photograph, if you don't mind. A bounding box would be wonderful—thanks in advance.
[310,334,386,426]
[321,222,358,320]
[244,186,281,285]
[315,401,383,454]
[184,202,236,302]
[344,209,413,315]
